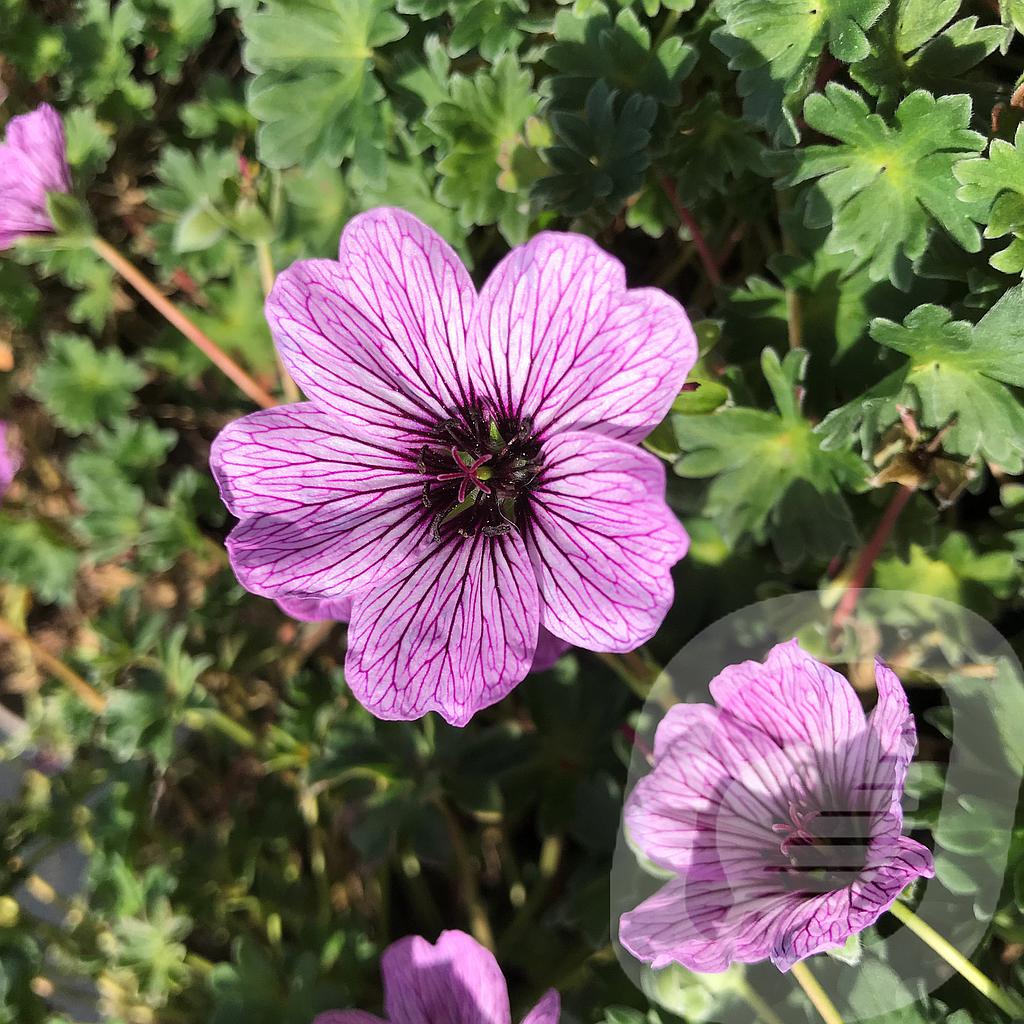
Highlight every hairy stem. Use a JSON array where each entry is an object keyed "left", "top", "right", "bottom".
[
  {"left": 791, "top": 961, "right": 845, "bottom": 1024},
  {"left": 91, "top": 236, "right": 277, "bottom": 409},
  {"left": 832, "top": 484, "right": 914, "bottom": 631},
  {"left": 659, "top": 174, "right": 723, "bottom": 288},
  {"left": 889, "top": 900, "right": 1024, "bottom": 1018}
]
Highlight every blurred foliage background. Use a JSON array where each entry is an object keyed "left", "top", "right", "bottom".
[{"left": 2, "top": 0, "right": 1024, "bottom": 1021}]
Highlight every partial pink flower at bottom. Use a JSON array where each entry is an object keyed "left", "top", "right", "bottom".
[
  {"left": 0, "top": 422, "right": 20, "bottom": 498},
  {"left": 619, "top": 639, "right": 934, "bottom": 973},
  {"left": 0, "top": 104, "right": 71, "bottom": 249},
  {"left": 313, "top": 930, "right": 559, "bottom": 1024},
  {"left": 211, "top": 206, "right": 696, "bottom": 725}
]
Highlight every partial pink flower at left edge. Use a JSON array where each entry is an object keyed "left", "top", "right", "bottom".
[
  {"left": 0, "top": 422, "right": 19, "bottom": 498},
  {"left": 314, "top": 930, "right": 559, "bottom": 1024},
  {"left": 0, "top": 104, "right": 71, "bottom": 250},
  {"left": 211, "top": 207, "right": 697, "bottom": 725},
  {"left": 619, "top": 639, "right": 935, "bottom": 973}
]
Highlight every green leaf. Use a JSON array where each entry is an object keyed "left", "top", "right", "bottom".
[
  {"left": 712, "top": 0, "right": 888, "bottom": 145},
  {"left": 662, "top": 94, "right": 767, "bottom": 200},
  {"left": 954, "top": 122, "right": 1024, "bottom": 275},
  {"left": 172, "top": 204, "right": 227, "bottom": 253},
  {"left": 535, "top": 81, "right": 657, "bottom": 218},
  {"left": 46, "top": 193, "right": 94, "bottom": 238},
  {"left": 819, "top": 288, "right": 1024, "bottom": 471},
  {"left": 545, "top": 4, "right": 695, "bottom": 110},
  {"left": 148, "top": 146, "right": 241, "bottom": 282},
  {"left": 875, "top": 532, "right": 1019, "bottom": 616},
  {"left": 135, "top": 0, "right": 217, "bottom": 82},
  {"left": 68, "top": 451, "right": 145, "bottom": 560},
  {"left": 0, "top": 514, "right": 79, "bottom": 605},
  {"left": 14, "top": 240, "right": 116, "bottom": 329},
  {"left": 180, "top": 74, "right": 258, "bottom": 142},
  {"left": 0, "top": 0, "right": 65, "bottom": 80},
  {"left": 426, "top": 53, "right": 541, "bottom": 243},
  {"left": 78, "top": 419, "right": 179, "bottom": 484},
  {"left": 62, "top": 105, "right": 115, "bottom": 180},
  {"left": 778, "top": 85, "right": 985, "bottom": 289},
  {"left": 1001, "top": 0, "right": 1024, "bottom": 40},
  {"left": 30, "top": 333, "right": 146, "bottom": 435},
  {"left": 243, "top": 0, "right": 408, "bottom": 170},
  {"left": 851, "top": 1, "right": 1005, "bottom": 105},
  {"left": 62, "top": 0, "right": 155, "bottom": 116},
  {"left": 672, "top": 347, "right": 866, "bottom": 562},
  {"left": 399, "top": 0, "right": 529, "bottom": 60}
]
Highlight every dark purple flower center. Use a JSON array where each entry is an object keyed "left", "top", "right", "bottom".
[{"left": 417, "top": 402, "right": 542, "bottom": 542}]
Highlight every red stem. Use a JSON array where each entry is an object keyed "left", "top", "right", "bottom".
[
  {"left": 832, "top": 485, "right": 914, "bottom": 632},
  {"left": 92, "top": 237, "right": 277, "bottom": 409},
  {"left": 658, "top": 174, "right": 723, "bottom": 288}
]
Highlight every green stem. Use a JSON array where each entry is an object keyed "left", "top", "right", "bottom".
[
  {"left": 182, "top": 707, "right": 257, "bottom": 748},
  {"left": 737, "top": 979, "right": 789, "bottom": 1024},
  {"left": 436, "top": 798, "right": 495, "bottom": 951},
  {"left": 791, "top": 961, "right": 844, "bottom": 1024},
  {"left": 597, "top": 651, "right": 656, "bottom": 699},
  {"left": 499, "top": 833, "right": 563, "bottom": 951},
  {"left": 889, "top": 900, "right": 1024, "bottom": 1018},
  {"left": 254, "top": 236, "right": 300, "bottom": 403},
  {"left": 653, "top": 8, "right": 682, "bottom": 47}
]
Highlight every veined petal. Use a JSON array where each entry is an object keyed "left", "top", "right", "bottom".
[
  {"left": 346, "top": 533, "right": 540, "bottom": 726},
  {"left": 626, "top": 704, "right": 819, "bottom": 877},
  {"left": 525, "top": 432, "right": 688, "bottom": 652},
  {"left": 520, "top": 990, "right": 559, "bottom": 1024},
  {"left": 530, "top": 627, "right": 571, "bottom": 673},
  {"left": 770, "top": 835, "right": 934, "bottom": 971},
  {"left": 4, "top": 104, "right": 71, "bottom": 194},
  {"left": 468, "top": 232, "right": 696, "bottom": 442},
  {"left": 210, "top": 404, "right": 425, "bottom": 600},
  {"left": 860, "top": 660, "right": 919, "bottom": 819},
  {"left": 619, "top": 875, "right": 803, "bottom": 973},
  {"left": 211, "top": 404, "right": 418, "bottom": 519},
  {"left": 276, "top": 593, "right": 353, "bottom": 622},
  {"left": 0, "top": 104, "right": 69, "bottom": 247},
  {"left": 224, "top": 499, "right": 424, "bottom": 600},
  {"left": 266, "top": 208, "right": 476, "bottom": 441},
  {"left": 708, "top": 640, "right": 869, "bottom": 793},
  {"left": 382, "top": 931, "right": 512, "bottom": 1024}
]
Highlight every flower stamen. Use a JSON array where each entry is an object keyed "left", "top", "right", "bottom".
[
  {"left": 435, "top": 447, "right": 494, "bottom": 503},
  {"left": 772, "top": 801, "right": 821, "bottom": 857}
]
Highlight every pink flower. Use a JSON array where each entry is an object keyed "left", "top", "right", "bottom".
[
  {"left": 619, "top": 639, "right": 934, "bottom": 972},
  {"left": 315, "top": 930, "right": 558, "bottom": 1024},
  {"left": 211, "top": 207, "right": 696, "bottom": 724},
  {"left": 0, "top": 104, "right": 71, "bottom": 249},
  {"left": 0, "top": 422, "right": 19, "bottom": 498}
]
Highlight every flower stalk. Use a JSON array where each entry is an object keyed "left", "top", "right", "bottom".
[
  {"left": 0, "top": 615, "right": 106, "bottom": 713},
  {"left": 90, "top": 236, "right": 277, "bottom": 410},
  {"left": 254, "top": 235, "right": 300, "bottom": 403},
  {"left": 659, "top": 173, "right": 723, "bottom": 288},
  {"left": 889, "top": 900, "right": 1024, "bottom": 1018},
  {"left": 791, "top": 962, "right": 845, "bottom": 1024},
  {"left": 832, "top": 483, "right": 914, "bottom": 631}
]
